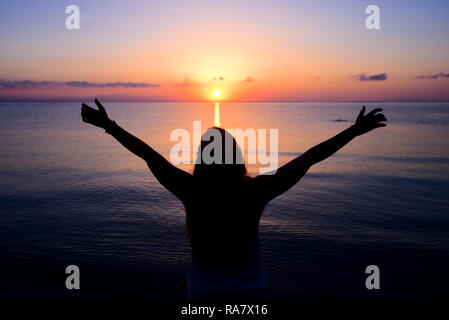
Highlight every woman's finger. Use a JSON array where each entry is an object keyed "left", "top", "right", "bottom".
[
  {"left": 82, "top": 103, "right": 95, "bottom": 112},
  {"left": 366, "top": 108, "right": 383, "bottom": 117},
  {"left": 357, "top": 106, "right": 366, "bottom": 121},
  {"left": 374, "top": 113, "right": 387, "bottom": 122},
  {"left": 95, "top": 98, "right": 106, "bottom": 113}
]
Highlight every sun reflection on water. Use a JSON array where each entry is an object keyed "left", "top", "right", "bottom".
[{"left": 214, "top": 102, "right": 220, "bottom": 127}]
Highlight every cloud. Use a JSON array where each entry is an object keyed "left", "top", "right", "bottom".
[
  {"left": 0, "top": 79, "right": 161, "bottom": 89},
  {"left": 243, "top": 76, "right": 256, "bottom": 82},
  {"left": 0, "top": 79, "right": 59, "bottom": 89},
  {"left": 171, "top": 83, "right": 191, "bottom": 87},
  {"left": 65, "top": 81, "right": 160, "bottom": 88},
  {"left": 357, "top": 73, "right": 387, "bottom": 81},
  {"left": 415, "top": 72, "right": 449, "bottom": 80},
  {"left": 171, "top": 78, "right": 196, "bottom": 87}
]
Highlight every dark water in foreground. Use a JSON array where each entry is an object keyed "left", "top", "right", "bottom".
[{"left": 0, "top": 102, "right": 448, "bottom": 300}]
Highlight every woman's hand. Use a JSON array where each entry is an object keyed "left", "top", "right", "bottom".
[
  {"left": 81, "top": 98, "right": 111, "bottom": 129},
  {"left": 353, "top": 106, "right": 387, "bottom": 136}
]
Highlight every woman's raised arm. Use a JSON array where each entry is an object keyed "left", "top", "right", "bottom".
[
  {"left": 253, "top": 106, "right": 387, "bottom": 203},
  {"left": 81, "top": 99, "right": 193, "bottom": 201}
]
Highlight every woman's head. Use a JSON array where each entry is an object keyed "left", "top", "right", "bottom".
[{"left": 193, "top": 127, "right": 247, "bottom": 180}]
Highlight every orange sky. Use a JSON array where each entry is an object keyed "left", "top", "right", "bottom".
[{"left": 1, "top": 0, "right": 448, "bottom": 102}]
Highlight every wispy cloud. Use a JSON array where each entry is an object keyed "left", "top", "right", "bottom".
[
  {"left": 0, "top": 79, "right": 59, "bottom": 89},
  {"left": 65, "top": 81, "right": 160, "bottom": 88},
  {"left": 415, "top": 72, "right": 449, "bottom": 80},
  {"left": 171, "top": 83, "right": 192, "bottom": 87},
  {"left": 0, "top": 79, "right": 161, "bottom": 89},
  {"left": 243, "top": 76, "right": 256, "bottom": 82},
  {"left": 171, "top": 77, "right": 196, "bottom": 87},
  {"left": 357, "top": 73, "right": 387, "bottom": 81}
]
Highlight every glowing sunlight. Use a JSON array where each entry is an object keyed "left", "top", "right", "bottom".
[{"left": 213, "top": 89, "right": 221, "bottom": 99}]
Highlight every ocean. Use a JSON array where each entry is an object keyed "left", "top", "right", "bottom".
[{"left": 1, "top": 102, "right": 448, "bottom": 299}]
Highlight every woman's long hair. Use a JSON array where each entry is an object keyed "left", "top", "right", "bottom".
[
  {"left": 187, "top": 127, "right": 247, "bottom": 242},
  {"left": 193, "top": 127, "right": 247, "bottom": 180}
]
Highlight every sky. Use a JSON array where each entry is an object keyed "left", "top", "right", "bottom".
[{"left": 0, "top": 0, "right": 448, "bottom": 102}]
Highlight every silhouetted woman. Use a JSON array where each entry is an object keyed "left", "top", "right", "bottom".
[{"left": 81, "top": 99, "right": 387, "bottom": 300}]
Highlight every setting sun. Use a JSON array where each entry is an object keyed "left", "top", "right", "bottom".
[{"left": 213, "top": 89, "right": 221, "bottom": 99}]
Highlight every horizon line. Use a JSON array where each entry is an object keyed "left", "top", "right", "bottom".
[{"left": 1, "top": 98, "right": 449, "bottom": 104}]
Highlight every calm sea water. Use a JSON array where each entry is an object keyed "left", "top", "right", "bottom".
[{"left": 1, "top": 102, "right": 448, "bottom": 300}]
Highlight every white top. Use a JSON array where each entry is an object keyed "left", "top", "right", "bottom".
[{"left": 187, "top": 232, "right": 267, "bottom": 292}]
